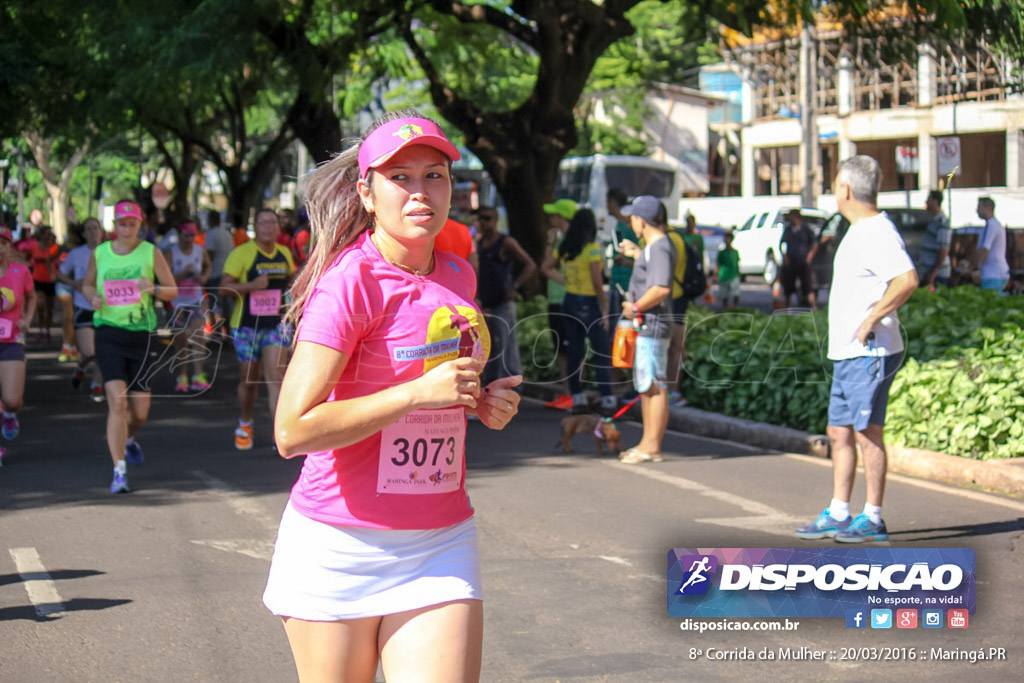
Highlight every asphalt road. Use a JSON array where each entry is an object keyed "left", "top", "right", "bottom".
[{"left": 1, "top": 340, "right": 1021, "bottom": 682}]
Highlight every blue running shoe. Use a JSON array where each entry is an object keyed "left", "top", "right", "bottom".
[
  {"left": 795, "top": 509, "right": 852, "bottom": 540},
  {"left": 125, "top": 440, "right": 144, "bottom": 465},
  {"left": 834, "top": 514, "right": 889, "bottom": 543},
  {"left": 1, "top": 412, "right": 19, "bottom": 440},
  {"left": 110, "top": 470, "right": 130, "bottom": 494}
]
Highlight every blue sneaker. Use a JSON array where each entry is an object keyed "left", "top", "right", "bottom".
[
  {"left": 1, "top": 412, "right": 19, "bottom": 440},
  {"left": 110, "top": 470, "right": 130, "bottom": 494},
  {"left": 124, "top": 440, "right": 144, "bottom": 465},
  {"left": 795, "top": 509, "right": 852, "bottom": 540},
  {"left": 834, "top": 514, "right": 889, "bottom": 543}
]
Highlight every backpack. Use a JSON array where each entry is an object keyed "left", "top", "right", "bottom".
[{"left": 679, "top": 240, "right": 706, "bottom": 300}]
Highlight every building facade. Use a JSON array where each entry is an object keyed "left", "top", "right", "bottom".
[{"left": 711, "top": 30, "right": 1022, "bottom": 199}]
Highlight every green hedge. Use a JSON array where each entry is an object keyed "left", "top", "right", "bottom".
[
  {"left": 517, "top": 288, "right": 1023, "bottom": 459},
  {"left": 681, "top": 307, "right": 832, "bottom": 433},
  {"left": 887, "top": 287, "right": 1024, "bottom": 459}
]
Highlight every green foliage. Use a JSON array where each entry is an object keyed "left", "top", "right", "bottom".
[
  {"left": 412, "top": 8, "right": 538, "bottom": 113},
  {"left": 677, "top": 287, "right": 1024, "bottom": 459},
  {"left": 681, "top": 307, "right": 832, "bottom": 433},
  {"left": 573, "top": 0, "right": 725, "bottom": 156},
  {"left": 886, "top": 287, "right": 1024, "bottom": 459},
  {"left": 516, "top": 296, "right": 560, "bottom": 385}
]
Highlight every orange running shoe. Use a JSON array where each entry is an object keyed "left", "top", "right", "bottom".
[
  {"left": 545, "top": 394, "right": 573, "bottom": 410},
  {"left": 234, "top": 423, "right": 253, "bottom": 450}
]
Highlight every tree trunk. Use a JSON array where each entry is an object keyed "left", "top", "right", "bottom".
[
  {"left": 470, "top": 129, "right": 567, "bottom": 265},
  {"left": 287, "top": 91, "right": 343, "bottom": 164},
  {"left": 407, "top": 1, "right": 636, "bottom": 264},
  {"left": 23, "top": 131, "right": 89, "bottom": 242}
]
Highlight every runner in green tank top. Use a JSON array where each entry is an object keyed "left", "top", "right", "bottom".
[{"left": 82, "top": 201, "right": 178, "bottom": 493}]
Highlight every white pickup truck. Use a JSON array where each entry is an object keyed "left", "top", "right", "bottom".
[{"left": 731, "top": 207, "right": 828, "bottom": 282}]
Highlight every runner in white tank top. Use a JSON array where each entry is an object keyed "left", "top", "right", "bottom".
[{"left": 163, "top": 222, "right": 212, "bottom": 392}]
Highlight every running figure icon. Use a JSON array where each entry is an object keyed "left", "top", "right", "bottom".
[{"left": 679, "top": 556, "right": 712, "bottom": 593}]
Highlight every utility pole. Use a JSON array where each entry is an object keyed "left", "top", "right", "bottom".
[
  {"left": 16, "top": 147, "right": 25, "bottom": 231},
  {"left": 799, "top": 21, "right": 820, "bottom": 208}
]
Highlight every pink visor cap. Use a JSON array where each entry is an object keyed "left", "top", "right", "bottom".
[
  {"left": 114, "top": 201, "right": 143, "bottom": 221},
  {"left": 357, "top": 118, "right": 460, "bottom": 179},
  {"left": 179, "top": 221, "right": 199, "bottom": 235}
]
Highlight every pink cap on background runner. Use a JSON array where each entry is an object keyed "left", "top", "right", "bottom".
[
  {"left": 0, "top": 226, "right": 11, "bottom": 242},
  {"left": 358, "top": 117, "right": 460, "bottom": 179},
  {"left": 179, "top": 221, "right": 199, "bottom": 235},
  {"left": 114, "top": 201, "right": 143, "bottom": 221}
]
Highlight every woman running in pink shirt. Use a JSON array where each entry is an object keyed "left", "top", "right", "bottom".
[{"left": 264, "top": 110, "right": 522, "bottom": 682}]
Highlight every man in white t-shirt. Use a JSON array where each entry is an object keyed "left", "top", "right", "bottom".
[
  {"left": 973, "top": 197, "right": 1009, "bottom": 292},
  {"left": 796, "top": 155, "right": 918, "bottom": 544}
]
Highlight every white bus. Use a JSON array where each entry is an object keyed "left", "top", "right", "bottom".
[{"left": 554, "top": 154, "right": 680, "bottom": 241}]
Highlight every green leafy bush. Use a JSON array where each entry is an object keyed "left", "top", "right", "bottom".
[
  {"left": 516, "top": 296, "right": 560, "bottom": 384},
  {"left": 681, "top": 287, "right": 1023, "bottom": 459},
  {"left": 518, "top": 287, "right": 1023, "bottom": 459},
  {"left": 886, "top": 287, "right": 1024, "bottom": 459},
  {"left": 681, "top": 307, "right": 832, "bottom": 433}
]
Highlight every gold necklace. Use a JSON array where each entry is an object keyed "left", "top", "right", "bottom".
[{"left": 372, "top": 231, "right": 433, "bottom": 276}]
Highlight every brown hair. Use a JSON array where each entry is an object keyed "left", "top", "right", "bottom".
[{"left": 285, "top": 108, "right": 447, "bottom": 329}]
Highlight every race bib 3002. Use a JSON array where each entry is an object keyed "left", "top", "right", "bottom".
[{"left": 249, "top": 289, "right": 282, "bottom": 316}]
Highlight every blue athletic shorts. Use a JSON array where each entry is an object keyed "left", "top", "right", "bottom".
[
  {"left": 634, "top": 335, "right": 669, "bottom": 394},
  {"left": 233, "top": 324, "right": 292, "bottom": 363},
  {"left": 828, "top": 352, "right": 903, "bottom": 431}
]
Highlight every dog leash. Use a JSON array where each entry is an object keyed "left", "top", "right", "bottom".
[
  {"left": 593, "top": 395, "right": 643, "bottom": 440},
  {"left": 609, "top": 394, "right": 641, "bottom": 420}
]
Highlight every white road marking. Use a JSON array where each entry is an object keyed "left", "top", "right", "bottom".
[
  {"left": 191, "top": 470, "right": 281, "bottom": 531},
  {"left": 785, "top": 453, "right": 1024, "bottom": 513},
  {"left": 597, "top": 555, "right": 633, "bottom": 567},
  {"left": 9, "top": 548, "right": 64, "bottom": 617},
  {"left": 604, "top": 461, "right": 808, "bottom": 537},
  {"left": 190, "top": 539, "right": 275, "bottom": 561},
  {"left": 190, "top": 470, "right": 281, "bottom": 562}
]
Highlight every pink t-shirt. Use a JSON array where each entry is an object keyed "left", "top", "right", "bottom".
[
  {"left": 289, "top": 230, "right": 490, "bottom": 530},
  {"left": 0, "top": 261, "right": 33, "bottom": 343}
]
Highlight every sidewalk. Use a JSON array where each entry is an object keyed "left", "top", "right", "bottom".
[{"left": 526, "top": 385, "right": 1024, "bottom": 498}]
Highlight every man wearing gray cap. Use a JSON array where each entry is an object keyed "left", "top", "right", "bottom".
[{"left": 617, "top": 195, "right": 676, "bottom": 464}]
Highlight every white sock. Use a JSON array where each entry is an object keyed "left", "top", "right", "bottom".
[
  {"left": 126, "top": 437, "right": 136, "bottom": 446},
  {"left": 239, "top": 419, "right": 252, "bottom": 427},
  {"left": 863, "top": 503, "right": 882, "bottom": 524},
  {"left": 600, "top": 395, "right": 617, "bottom": 408},
  {"left": 572, "top": 393, "right": 587, "bottom": 406},
  {"left": 829, "top": 498, "right": 850, "bottom": 521},
  {"left": 2, "top": 410, "right": 14, "bottom": 419},
  {"left": 115, "top": 461, "right": 127, "bottom": 475}
]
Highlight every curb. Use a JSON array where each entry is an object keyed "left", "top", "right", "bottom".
[
  {"left": 885, "top": 446, "right": 1024, "bottom": 498},
  {"left": 522, "top": 384, "right": 1024, "bottom": 498}
]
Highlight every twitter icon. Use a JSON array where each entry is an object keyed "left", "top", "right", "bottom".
[{"left": 870, "top": 609, "right": 892, "bottom": 629}]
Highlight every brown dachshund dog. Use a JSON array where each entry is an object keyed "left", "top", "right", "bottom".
[{"left": 559, "top": 414, "right": 621, "bottom": 455}]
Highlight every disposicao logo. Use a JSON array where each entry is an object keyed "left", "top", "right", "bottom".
[
  {"left": 675, "top": 555, "right": 718, "bottom": 595},
  {"left": 667, "top": 548, "right": 976, "bottom": 619}
]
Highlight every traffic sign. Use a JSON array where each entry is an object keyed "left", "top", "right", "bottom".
[{"left": 937, "top": 136, "right": 961, "bottom": 176}]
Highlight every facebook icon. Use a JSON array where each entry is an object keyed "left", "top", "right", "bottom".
[{"left": 845, "top": 609, "right": 866, "bottom": 629}]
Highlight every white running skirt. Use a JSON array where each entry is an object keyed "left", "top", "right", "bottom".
[{"left": 263, "top": 503, "right": 482, "bottom": 621}]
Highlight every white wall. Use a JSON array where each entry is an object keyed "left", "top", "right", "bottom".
[{"left": 680, "top": 186, "right": 1024, "bottom": 229}]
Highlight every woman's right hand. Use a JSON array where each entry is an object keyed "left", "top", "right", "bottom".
[{"left": 413, "top": 357, "right": 482, "bottom": 410}]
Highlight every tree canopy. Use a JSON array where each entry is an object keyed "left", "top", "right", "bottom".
[{"left": 3, "top": 0, "right": 1023, "bottom": 249}]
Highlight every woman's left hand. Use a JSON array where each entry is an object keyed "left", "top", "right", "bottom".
[{"left": 473, "top": 375, "right": 523, "bottom": 430}]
